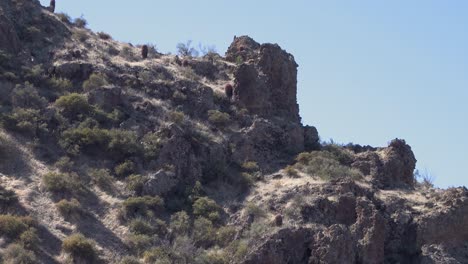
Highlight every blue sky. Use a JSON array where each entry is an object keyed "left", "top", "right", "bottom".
[{"left": 40, "top": 0, "right": 468, "bottom": 188}]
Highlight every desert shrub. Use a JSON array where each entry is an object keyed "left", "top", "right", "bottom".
[
  {"left": 126, "top": 234, "right": 152, "bottom": 256},
  {"left": 73, "top": 29, "right": 89, "bottom": 42},
  {"left": 244, "top": 202, "right": 266, "bottom": 219},
  {"left": 11, "top": 82, "right": 46, "bottom": 109},
  {"left": 195, "top": 250, "right": 228, "bottom": 264},
  {"left": 54, "top": 156, "right": 74, "bottom": 172},
  {"left": 74, "top": 17, "right": 87, "bottom": 28},
  {"left": 82, "top": 73, "right": 109, "bottom": 91},
  {"left": 242, "top": 161, "right": 259, "bottom": 172},
  {"left": 284, "top": 165, "right": 298, "bottom": 177},
  {"left": 121, "top": 46, "right": 136, "bottom": 61},
  {"left": 23, "top": 65, "right": 44, "bottom": 84},
  {"left": 120, "top": 256, "right": 141, "bottom": 264},
  {"left": 3, "top": 108, "right": 47, "bottom": 136},
  {"left": 240, "top": 172, "right": 255, "bottom": 186},
  {"left": 129, "top": 218, "right": 155, "bottom": 236},
  {"left": 56, "top": 199, "right": 83, "bottom": 219},
  {"left": 97, "top": 31, "right": 112, "bottom": 40},
  {"left": 143, "top": 247, "right": 171, "bottom": 264},
  {"left": 170, "top": 211, "right": 190, "bottom": 235},
  {"left": 2, "top": 243, "right": 37, "bottom": 264},
  {"left": 179, "top": 66, "right": 200, "bottom": 81},
  {"left": 47, "top": 77, "right": 72, "bottom": 91},
  {"left": 122, "top": 196, "right": 164, "bottom": 218},
  {"left": 56, "top": 12, "right": 71, "bottom": 24},
  {"left": 295, "top": 151, "right": 362, "bottom": 180},
  {"left": 169, "top": 111, "right": 185, "bottom": 124},
  {"left": 2, "top": 71, "right": 17, "bottom": 81},
  {"left": 0, "top": 187, "right": 18, "bottom": 210},
  {"left": 62, "top": 233, "right": 97, "bottom": 263},
  {"left": 284, "top": 195, "right": 306, "bottom": 220},
  {"left": 192, "top": 197, "right": 221, "bottom": 223},
  {"left": 176, "top": 41, "right": 199, "bottom": 57},
  {"left": 60, "top": 128, "right": 141, "bottom": 158},
  {"left": 207, "top": 110, "right": 230, "bottom": 127},
  {"left": 172, "top": 91, "right": 187, "bottom": 102},
  {"left": 60, "top": 127, "right": 108, "bottom": 154},
  {"left": 107, "top": 130, "right": 140, "bottom": 159},
  {"left": 322, "top": 144, "right": 354, "bottom": 165},
  {"left": 126, "top": 174, "right": 147, "bottom": 195},
  {"left": 0, "top": 215, "right": 34, "bottom": 239},
  {"left": 141, "top": 132, "right": 162, "bottom": 160},
  {"left": 216, "top": 226, "right": 236, "bottom": 247},
  {"left": 192, "top": 217, "right": 215, "bottom": 247},
  {"left": 114, "top": 160, "right": 135, "bottom": 178},
  {"left": 55, "top": 93, "right": 92, "bottom": 118},
  {"left": 42, "top": 172, "right": 81, "bottom": 194},
  {"left": 247, "top": 221, "right": 269, "bottom": 240},
  {"left": 89, "top": 168, "right": 113, "bottom": 189},
  {"left": 414, "top": 169, "right": 435, "bottom": 188},
  {"left": 19, "top": 227, "right": 39, "bottom": 250}
]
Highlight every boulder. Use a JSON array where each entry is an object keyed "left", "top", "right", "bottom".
[
  {"left": 142, "top": 169, "right": 178, "bottom": 197},
  {"left": 88, "top": 86, "right": 123, "bottom": 112},
  {"left": 53, "top": 62, "right": 93, "bottom": 81}
]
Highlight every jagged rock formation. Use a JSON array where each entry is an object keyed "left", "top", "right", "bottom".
[{"left": 0, "top": 0, "right": 466, "bottom": 263}]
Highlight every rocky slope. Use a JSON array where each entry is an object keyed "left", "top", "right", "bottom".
[{"left": 0, "top": 0, "right": 467, "bottom": 263}]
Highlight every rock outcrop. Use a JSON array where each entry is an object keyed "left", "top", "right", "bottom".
[{"left": 227, "top": 36, "right": 300, "bottom": 123}]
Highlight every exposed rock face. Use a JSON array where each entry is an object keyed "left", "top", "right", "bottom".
[
  {"left": 53, "top": 62, "right": 93, "bottom": 81},
  {"left": 231, "top": 118, "right": 304, "bottom": 168},
  {"left": 88, "top": 86, "right": 123, "bottom": 112},
  {"left": 352, "top": 139, "right": 417, "bottom": 189},
  {"left": 227, "top": 36, "right": 300, "bottom": 123}
]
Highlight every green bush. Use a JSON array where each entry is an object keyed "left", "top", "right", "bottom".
[
  {"left": 193, "top": 197, "right": 222, "bottom": 223},
  {"left": 48, "top": 77, "right": 73, "bottom": 91},
  {"left": 295, "top": 151, "right": 362, "bottom": 180},
  {"left": 56, "top": 199, "right": 83, "bottom": 219},
  {"left": 207, "top": 110, "right": 230, "bottom": 127},
  {"left": 284, "top": 165, "right": 298, "bottom": 177},
  {"left": 192, "top": 217, "right": 215, "bottom": 247},
  {"left": 3, "top": 108, "right": 47, "bottom": 136},
  {"left": 55, "top": 93, "right": 92, "bottom": 118},
  {"left": 56, "top": 12, "right": 72, "bottom": 24},
  {"left": 0, "top": 215, "right": 35, "bottom": 239},
  {"left": 115, "top": 160, "right": 135, "bottom": 178},
  {"left": 3, "top": 243, "right": 37, "bottom": 264},
  {"left": 107, "top": 130, "right": 140, "bottom": 159},
  {"left": 216, "top": 226, "right": 236, "bottom": 247},
  {"left": 120, "top": 256, "right": 141, "bottom": 264},
  {"left": 11, "top": 82, "right": 46, "bottom": 109},
  {"left": 82, "top": 73, "right": 109, "bottom": 90},
  {"left": 244, "top": 202, "right": 266, "bottom": 219},
  {"left": 170, "top": 211, "right": 190, "bottom": 235},
  {"left": 89, "top": 168, "right": 113, "bottom": 190},
  {"left": 62, "top": 233, "right": 97, "bottom": 263},
  {"left": 54, "top": 156, "right": 74, "bottom": 172},
  {"left": 141, "top": 132, "right": 162, "bottom": 160},
  {"left": 169, "top": 111, "right": 185, "bottom": 124},
  {"left": 195, "top": 250, "right": 228, "bottom": 264},
  {"left": 0, "top": 187, "right": 18, "bottom": 209},
  {"left": 126, "top": 174, "right": 147, "bottom": 195},
  {"left": 129, "top": 219, "right": 155, "bottom": 236},
  {"left": 74, "top": 17, "right": 88, "bottom": 28},
  {"left": 242, "top": 161, "right": 259, "bottom": 172},
  {"left": 42, "top": 172, "right": 81, "bottom": 194},
  {"left": 126, "top": 234, "right": 152, "bottom": 256},
  {"left": 97, "top": 32, "right": 112, "bottom": 40},
  {"left": 19, "top": 227, "right": 39, "bottom": 250},
  {"left": 143, "top": 247, "right": 171, "bottom": 264},
  {"left": 122, "top": 196, "right": 164, "bottom": 218},
  {"left": 60, "top": 128, "right": 141, "bottom": 158}
]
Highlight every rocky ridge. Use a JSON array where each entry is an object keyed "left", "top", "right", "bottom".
[{"left": 0, "top": 0, "right": 466, "bottom": 263}]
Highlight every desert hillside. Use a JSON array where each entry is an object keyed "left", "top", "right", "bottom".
[{"left": 0, "top": 0, "right": 467, "bottom": 263}]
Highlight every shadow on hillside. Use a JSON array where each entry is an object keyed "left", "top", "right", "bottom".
[
  {"left": 0, "top": 135, "right": 33, "bottom": 180},
  {"left": 36, "top": 225, "right": 62, "bottom": 264}
]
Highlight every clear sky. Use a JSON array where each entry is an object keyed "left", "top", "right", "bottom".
[{"left": 39, "top": 0, "right": 468, "bottom": 188}]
